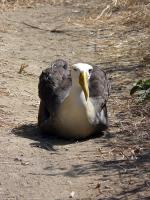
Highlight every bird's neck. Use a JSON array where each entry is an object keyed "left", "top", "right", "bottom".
[
  {"left": 69, "top": 86, "right": 96, "bottom": 123},
  {"left": 70, "top": 86, "right": 86, "bottom": 104}
]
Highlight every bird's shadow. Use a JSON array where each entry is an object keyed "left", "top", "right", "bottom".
[
  {"left": 11, "top": 123, "right": 104, "bottom": 152},
  {"left": 11, "top": 123, "right": 73, "bottom": 152}
]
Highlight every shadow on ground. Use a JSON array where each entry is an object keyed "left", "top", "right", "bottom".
[
  {"left": 63, "top": 151, "right": 150, "bottom": 177},
  {"left": 11, "top": 123, "right": 73, "bottom": 151},
  {"left": 11, "top": 123, "right": 104, "bottom": 151},
  {"left": 11, "top": 124, "right": 150, "bottom": 199}
]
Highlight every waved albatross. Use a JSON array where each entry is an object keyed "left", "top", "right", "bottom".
[{"left": 38, "top": 59, "right": 110, "bottom": 139}]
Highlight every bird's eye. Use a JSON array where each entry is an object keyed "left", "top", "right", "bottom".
[
  {"left": 89, "top": 69, "right": 93, "bottom": 73},
  {"left": 73, "top": 68, "right": 78, "bottom": 71}
]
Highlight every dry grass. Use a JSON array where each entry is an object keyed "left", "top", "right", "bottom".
[
  {"left": 0, "top": 0, "right": 67, "bottom": 10},
  {"left": 72, "top": 0, "right": 150, "bottom": 28},
  {"left": 1, "top": 0, "right": 150, "bottom": 27},
  {"left": 112, "top": 0, "right": 149, "bottom": 7},
  {"left": 66, "top": 0, "right": 150, "bottom": 67}
]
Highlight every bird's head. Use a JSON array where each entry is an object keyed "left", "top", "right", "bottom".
[{"left": 71, "top": 63, "right": 93, "bottom": 101}]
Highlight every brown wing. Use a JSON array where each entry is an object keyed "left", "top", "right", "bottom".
[
  {"left": 89, "top": 66, "right": 110, "bottom": 127},
  {"left": 38, "top": 59, "right": 71, "bottom": 133}
]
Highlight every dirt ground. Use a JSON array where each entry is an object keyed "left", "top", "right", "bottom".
[{"left": 0, "top": 1, "right": 150, "bottom": 200}]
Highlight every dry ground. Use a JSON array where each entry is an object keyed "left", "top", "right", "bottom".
[{"left": 0, "top": 0, "right": 150, "bottom": 199}]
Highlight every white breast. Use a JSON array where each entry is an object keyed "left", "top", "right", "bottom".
[{"left": 56, "top": 91, "right": 95, "bottom": 139}]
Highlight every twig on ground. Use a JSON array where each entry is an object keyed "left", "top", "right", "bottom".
[{"left": 23, "top": 22, "right": 65, "bottom": 33}]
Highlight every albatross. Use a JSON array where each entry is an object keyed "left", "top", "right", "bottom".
[{"left": 38, "top": 59, "right": 110, "bottom": 139}]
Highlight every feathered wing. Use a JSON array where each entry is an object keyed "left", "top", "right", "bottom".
[
  {"left": 89, "top": 66, "right": 110, "bottom": 129},
  {"left": 38, "top": 59, "right": 71, "bottom": 133}
]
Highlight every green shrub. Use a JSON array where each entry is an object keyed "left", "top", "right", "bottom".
[{"left": 130, "top": 79, "right": 150, "bottom": 101}]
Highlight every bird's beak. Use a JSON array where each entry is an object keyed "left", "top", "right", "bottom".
[{"left": 79, "top": 72, "right": 89, "bottom": 101}]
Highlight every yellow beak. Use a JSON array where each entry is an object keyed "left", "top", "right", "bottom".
[{"left": 79, "top": 72, "right": 89, "bottom": 101}]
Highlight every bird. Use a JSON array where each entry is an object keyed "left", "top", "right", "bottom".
[{"left": 38, "top": 59, "right": 110, "bottom": 139}]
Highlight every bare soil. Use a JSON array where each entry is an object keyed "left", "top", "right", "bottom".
[{"left": 0, "top": 1, "right": 149, "bottom": 200}]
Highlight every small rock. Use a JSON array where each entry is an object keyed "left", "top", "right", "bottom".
[
  {"left": 14, "top": 158, "right": 22, "bottom": 162},
  {"left": 21, "top": 162, "right": 30, "bottom": 166},
  {"left": 69, "top": 191, "right": 75, "bottom": 198},
  {"left": 95, "top": 182, "right": 101, "bottom": 189}
]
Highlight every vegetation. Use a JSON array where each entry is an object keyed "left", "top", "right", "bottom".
[{"left": 130, "top": 79, "right": 150, "bottom": 101}]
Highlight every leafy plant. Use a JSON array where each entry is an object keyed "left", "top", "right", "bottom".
[{"left": 130, "top": 79, "right": 150, "bottom": 101}]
